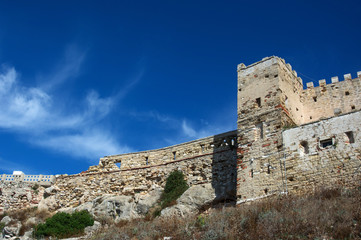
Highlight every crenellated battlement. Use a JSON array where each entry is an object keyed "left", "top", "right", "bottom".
[{"left": 304, "top": 71, "right": 361, "bottom": 89}]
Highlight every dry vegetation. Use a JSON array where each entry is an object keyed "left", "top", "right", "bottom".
[
  {"left": 0, "top": 207, "right": 52, "bottom": 236},
  {"left": 91, "top": 186, "right": 361, "bottom": 240}
]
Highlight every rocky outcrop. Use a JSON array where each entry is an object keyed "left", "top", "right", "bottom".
[
  {"left": 161, "top": 183, "right": 216, "bottom": 217},
  {"left": 58, "top": 187, "right": 162, "bottom": 222}
]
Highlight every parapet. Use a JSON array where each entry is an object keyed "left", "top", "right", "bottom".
[
  {"left": 93, "top": 130, "right": 238, "bottom": 172},
  {"left": 304, "top": 71, "right": 361, "bottom": 89}
]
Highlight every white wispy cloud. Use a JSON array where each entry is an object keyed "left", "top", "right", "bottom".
[
  {"left": 0, "top": 61, "right": 133, "bottom": 162},
  {"left": 33, "top": 130, "right": 131, "bottom": 160},
  {"left": 38, "top": 45, "right": 86, "bottom": 91}
]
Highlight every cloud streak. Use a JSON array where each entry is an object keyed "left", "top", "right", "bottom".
[{"left": 0, "top": 63, "right": 132, "bottom": 162}]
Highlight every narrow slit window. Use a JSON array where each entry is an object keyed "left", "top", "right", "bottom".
[
  {"left": 256, "top": 97, "right": 261, "bottom": 107},
  {"left": 351, "top": 105, "right": 355, "bottom": 110},
  {"left": 313, "top": 96, "right": 317, "bottom": 102},
  {"left": 173, "top": 151, "right": 176, "bottom": 160},
  {"left": 145, "top": 157, "right": 149, "bottom": 165},
  {"left": 345, "top": 131, "right": 355, "bottom": 144}
]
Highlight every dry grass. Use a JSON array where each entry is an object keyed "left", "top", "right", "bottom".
[
  {"left": 91, "top": 186, "right": 361, "bottom": 240},
  {"left": 3, "top": 207, "right": 52, "bottom": 236}
]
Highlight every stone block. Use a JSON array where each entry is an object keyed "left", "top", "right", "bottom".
[
  {"left": 344, "top": 73, "right": 351, "bottom": 80},
  {"left": 318, "top": 79, "right": 326, "bottom": 86},
  {"left": 357, "top": 71, "right": 361, "bottom": 78},
  {"left": 306, "top": 82, "right": 314, "bottom": 88},
  {"left": 331, "top": 76, "right": 339, "bottom": 83}
]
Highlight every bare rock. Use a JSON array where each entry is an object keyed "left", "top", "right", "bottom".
[
  {"left": 38, "top": 195, "right": 58, "bottom": 211},
  {"left": 0, "top": 216, "right": 12, "bottom": 225},
  {"left": 135, "top": 187, "right": 162, "bottom": 215},
  {"left": 161, "top": 183, "right": 216, "bottom": 217},
  {"left": 91, "top": 195, "right": 140, "bottom": 222}
]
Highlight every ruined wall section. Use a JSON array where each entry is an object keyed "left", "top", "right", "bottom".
[
  {"left": 0, "top": 182, "right": 45, "bottom": 213},
  {"left": 300, "top": 72, "right": 361, "bottom": 124},
  {"left": 91, "top": 131, "right": 237, "bottom": 172},
  {"left": 282, "top": 111, "right": 361, "bottom": 192},
  {"left": 53, "top": 131, "right": 238, "bottom": 209}
]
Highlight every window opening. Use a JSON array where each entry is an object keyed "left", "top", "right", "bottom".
[
  {"left": 256, "top": 98, "right": 261, "bottom": 107},
  {"left": 115, "top": 162, "right": 121, "bottom": 168},
  {"left": 173, "top": 151, "right": 176, "bottom": 160},
  {"left": 345, "top": 91, "right": 350, "bottom": 96},
  {"left": 300, "top": 141, "right": 309, "bottom": 155},
  {"left": 313, "top": 96, "right": 317, "bottom": 102},
  {"left": 351, "top": 105, "right": 355, "bottom": 110},
  {"left": 320, "top": 138, "right": 333, "bottom": 148},
  {"left": 345, "top": 131, "right": 355, "bottom": 144},
  {"left": 145, "top": 157, "right": 149, "bottom": 165}
]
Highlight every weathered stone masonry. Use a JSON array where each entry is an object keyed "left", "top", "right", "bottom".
[
  {"left": 54, "top": 131, "right": 238, "bottom": 208},
  {"left": 236, "top": 56, "right": 361, "bottom": 202},
  {"left": 49, "top": 56, "right": 361, "bottom": 207},
  {"left": 1, "top": 56, "right": 360, "bottom": 211}
]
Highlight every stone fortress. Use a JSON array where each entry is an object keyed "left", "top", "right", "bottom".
[{"left": 1, "top": 56, "right": 360, "bottom": 211}]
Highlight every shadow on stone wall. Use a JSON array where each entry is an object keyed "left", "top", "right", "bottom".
[{"left": 211, "top": 132, "right": 237, "bottom": 204}]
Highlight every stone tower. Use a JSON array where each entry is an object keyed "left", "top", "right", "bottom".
[{"left": 236, "top": 56, "right": 302, "bottom": 200}]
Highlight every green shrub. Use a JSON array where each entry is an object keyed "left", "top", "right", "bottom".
[
  {"left": 160, "top": 170, "right": 189, "bottom": 209},
  {"left": 34, "top": 210, "right": 94, "bottom": 239},
  {"left": 0, "top": 222, "right": 5, "bottom": 232}
]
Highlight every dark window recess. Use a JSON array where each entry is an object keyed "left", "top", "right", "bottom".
[
  {"left": 313, "top": 96, "right": 317, "bottom": 102},
  {"left": 296, "top": 108, "right": 299, "bottom": 111},
  {"left": 300, "top": 141, "right": 309, "bottom": 154},
  {"left": 238, "top": 88, "right": 242, "bottom": 92},
  {"left": 345, "top": 91, "right": 350, "bottom": 96},
  {"left": 251, "top": 169, "right": 254, "bottom": 178},
  {"left": 351, "top": 105, "right": 355, "bottom": 110},
  {"left": 310, "top": 116, "right": 312, "bottom": 120},
  {"left": 173, "top": 151, "right": 176, "bottom": 160},
  {"left": 274, "top": 74, "right": 278, "bottom": 78},
  {"left": 256, "top": 98, "right": 261, "bottom": 107},
  {"left": 267, "top": 165, "right": 271, "bottom": 174},
  {"left": 145, "top": 157, "right": 149, "bottom": 165},
  {"left": 345, "top": 131, "right": 355, "bottom": 144},
  {"left": 320, "top": 138, "right": 333, "bottom": 148},
  {"left": 265, "top": 74, "right": 269, "bottom": 78}
]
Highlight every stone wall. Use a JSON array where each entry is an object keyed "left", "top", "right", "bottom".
[
  {"left": 1, "top": 56, "right": 360, "bottom": 211},
  {"left": 53, "top": 131, "right": 238, "bottom": 209},
  {"left": 0, "top": 182, "right": 44, "bottom": 213},
  {"left": 236, "top": 56, "right": 361, "bottom": 202},
  {"left": 301, "top": 73, "right": 361, "bottom": 124}
]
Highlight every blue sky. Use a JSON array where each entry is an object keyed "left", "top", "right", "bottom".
[{"left": 0, "top": 1, "right": 360, "bottom": 175}]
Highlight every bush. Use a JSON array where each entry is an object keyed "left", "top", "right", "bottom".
[
  {"left": 34, "top": 210, "right": 94, "bottom": 239},
  {"left": 160, "top": 170, "right": 189, "bottom": 209}
]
